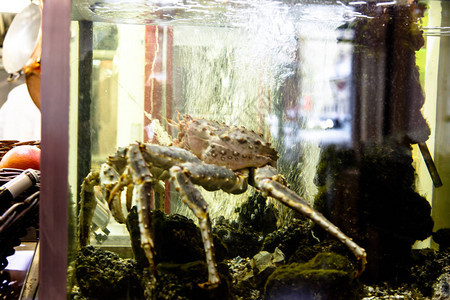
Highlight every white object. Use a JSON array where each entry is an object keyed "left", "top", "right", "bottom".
[
  {"left": 2, "top": 3, "right": 41, "bottom": 74},
  {"left": 0, "top": 84, "right": 41, "bottom": 140},
  {"left": 0, "top": 0, "right": 30, "bottom": 14}
]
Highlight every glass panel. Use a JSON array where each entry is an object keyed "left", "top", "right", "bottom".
[{"left": 68, "top": 1, "right": 449, "bottom": 299}]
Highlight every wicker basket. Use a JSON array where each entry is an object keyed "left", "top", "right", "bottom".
[{"left": 0, "top": 140, "right": 40, "bottom": 161}]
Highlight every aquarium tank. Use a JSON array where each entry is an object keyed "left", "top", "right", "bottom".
[{"left": 52, "top": 0, "right": 450, "bottom": 298}]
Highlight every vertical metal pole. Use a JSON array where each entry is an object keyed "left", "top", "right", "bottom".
[
  {"left": 40, "top": 0, "right": 71, "bottom": 298},
  {"left": 77, "top": 21, "right": 93, "bottom": 205},
  {"left": 144, "top": 25, "right": 174, "bottom": 213},
  {"left": 164, "top": 26, "right": 173, "bottom": 214}
]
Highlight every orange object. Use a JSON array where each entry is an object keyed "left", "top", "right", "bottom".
[{"left": 0, "top": 145, "right": 40, "bottom": 170}]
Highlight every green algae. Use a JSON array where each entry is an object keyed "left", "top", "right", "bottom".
[{"left": 264, "top": 252, "right": 362, "bottom": 300}]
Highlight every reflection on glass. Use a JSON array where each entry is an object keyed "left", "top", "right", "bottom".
[{"left": 67, "top": 1, "right": 449, "bottom": 299}]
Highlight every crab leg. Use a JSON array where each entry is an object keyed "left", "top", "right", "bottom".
[
  {"left": 127, "top": 144, "right": 157, "bottom": 272},
  {"left": 137, "top": 144, "right": 250, "bottom": 288},
  {"left": 101, "top": 163, "right": 129, "bottom": 223},
  {"left": 169, "top": 166, "right": 220, "bottom": 289},
  {"left": 79, "top": 170, "right": 100, "bottom": 247},
  {"left": 179, "top": 162, "right": 248, "bottom": 194},
  {"left": 167, "top": 162, "right": 249, "bottom": 288},
  {"left": 252, "top": 165, "right": 367, "bottom": 275}
]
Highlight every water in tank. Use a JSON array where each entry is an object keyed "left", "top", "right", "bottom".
[{"left": 67, "top": 0, "right": 450, "bottom": 299}]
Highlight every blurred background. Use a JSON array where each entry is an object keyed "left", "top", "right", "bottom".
[{"left": 0, "top": 0, "right": 30, "bottom": 107}]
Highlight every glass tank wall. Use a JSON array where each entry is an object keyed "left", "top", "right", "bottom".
[{"left": 65, "top": 0, "right": 449, "bottom": 299}]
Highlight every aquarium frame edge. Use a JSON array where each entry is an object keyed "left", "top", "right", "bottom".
[{"left": 39, "top": 0, "right": 71, "bottom": 298}]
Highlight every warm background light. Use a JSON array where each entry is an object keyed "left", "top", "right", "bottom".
[{"left": 0, "top": 0, "right": 31, "bottom": 13}]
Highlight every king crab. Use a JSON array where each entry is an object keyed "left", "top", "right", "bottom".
[{"left": 78, "top": 114, "right": 367, "bottom": 289}]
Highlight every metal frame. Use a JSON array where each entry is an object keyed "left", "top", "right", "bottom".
[{"left": 40, "top": 0, "right": 71, "bottom": 298}]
